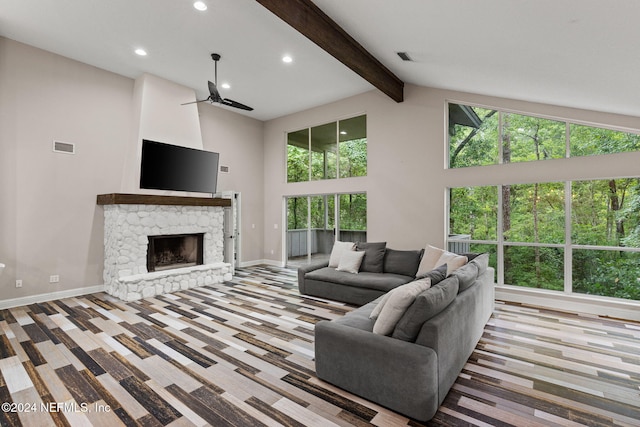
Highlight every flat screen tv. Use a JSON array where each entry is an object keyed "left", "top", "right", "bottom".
[{"left": 140, "top": 139, "right": 220, "bottom": 194}]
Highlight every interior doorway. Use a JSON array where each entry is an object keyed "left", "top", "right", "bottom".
[{"left": 219, "top": 191, "right": 240, "bottom": 274}]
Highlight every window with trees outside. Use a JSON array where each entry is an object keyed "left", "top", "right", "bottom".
[
  {"left": 447, "top": 102, "right": 640, "bottom": 302},
  {"left": 286, "top": 193, "right": 366, "bottom": 266},
  {"left": 287, "top": 115, "right": 367, "bottom": 182},
  {"left": 448, "top": 103, "right": 640, "bottom": 168}
]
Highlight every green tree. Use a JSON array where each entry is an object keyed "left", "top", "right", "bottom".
[{"left": 287, "top": 145, "right": 309, "bottom": 183}]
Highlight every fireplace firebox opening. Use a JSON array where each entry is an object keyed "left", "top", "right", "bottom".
[{"left": 147, "top": 233, "right": 204, "bottom": 272}]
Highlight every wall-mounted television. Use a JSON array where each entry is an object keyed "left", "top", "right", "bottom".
[{"left": 140, "top": 139, "right": 220, "bottom": 194}]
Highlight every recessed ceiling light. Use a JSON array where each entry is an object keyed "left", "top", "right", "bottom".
[
  {"left": 193, "top": 1, "right": 207, "bottom": 11},
  {"left": 221, "top": 83, "right": 230, "bottom": 89},
  {"left": 282, "top": 55, "right": 293, "bottom": 63},
  {"left": 340, "top": 131, "right": 347, "bottom": 135},
  {"left": 134, "top": 48, "right": 147, "bottom": 56}
]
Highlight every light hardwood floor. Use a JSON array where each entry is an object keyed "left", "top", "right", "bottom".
[{"left": 0, "top": 265, "right": 639, "bottom": 426}]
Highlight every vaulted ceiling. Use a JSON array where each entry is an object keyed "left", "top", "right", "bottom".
[{"left": 2, "top": 0, "right": 639, "bottom": 121}]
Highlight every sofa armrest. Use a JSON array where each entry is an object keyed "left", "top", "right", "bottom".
[
  {"left": 414, "top": 269, "right": 494, "bottom": 404},
  {"left": 315, "top": 320, "right": 439, "bottom": 421},
  {"left": 297, "top": 260, "right": 329, "bottom": 294}
]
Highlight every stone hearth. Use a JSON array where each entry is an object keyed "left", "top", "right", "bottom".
[{"left": 98, "top": 194, "right": 232, "bottom": 302}]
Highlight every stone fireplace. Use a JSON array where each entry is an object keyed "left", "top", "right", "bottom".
[{"left": 98, "top": 193, "right": 232, "bottom": 301}]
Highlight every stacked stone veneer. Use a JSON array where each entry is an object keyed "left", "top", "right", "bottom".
[{"left": 103, "top": 204, "right": 232, "bottom": 301}]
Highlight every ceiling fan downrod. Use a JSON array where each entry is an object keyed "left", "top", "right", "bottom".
[{"left": 211, "top": 53, "right": 220, "bottom": 84}]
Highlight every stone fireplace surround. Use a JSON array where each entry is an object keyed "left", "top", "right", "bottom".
[{"left": 97, "top": 193, "right": 232, "bottom": 302}]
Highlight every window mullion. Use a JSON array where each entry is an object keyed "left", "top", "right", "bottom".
[
  {"left": 497, "top": 184, "right": 504, "bottom": 286},
  {"left": 307, "top": 128, "right": 312, "bottom": 181},
  {"left": 498, "top": 112, "right": 504, "bottom": 165}
]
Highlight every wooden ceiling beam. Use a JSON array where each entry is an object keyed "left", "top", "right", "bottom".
[{"left": 256, "top": 0, "right": 404, "bottom": 103}]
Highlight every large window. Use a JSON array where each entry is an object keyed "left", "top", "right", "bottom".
[
  {"left": 447, "top": 101, "right": 640, "bottom": 302},
  {"left": 448, "top": 178, "right": 640, "bottom": 301},
  {"left": 448, "top": 102, "right": 640, "bottom": 168},
  {"left": 287, "top": 115, "right": 367, "bottom": 182}
]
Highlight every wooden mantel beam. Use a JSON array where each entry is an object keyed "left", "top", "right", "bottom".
[{"left": 256, "top": 0, "right": 404, "bottom": 103}]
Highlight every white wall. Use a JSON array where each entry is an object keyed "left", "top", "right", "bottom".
[
  {"left": 121, "top": 73, "right": 204, "bottom": 194},
  {"left": 0, "top": 37, "right": 266, "bottom": 303},
  {"left": 262, "top": 84, "right": 640, "bottom": 264},
  {"left": 0, "top": 38, "right": 134, "bottom": 300}
]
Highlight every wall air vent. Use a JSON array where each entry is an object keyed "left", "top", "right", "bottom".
[
  {"left": 220, "top": 165, "right": 230, "bottom": 173},
  {"left": 53, "top": 140, "right": 75, "bottom": 155},
  {"left": 397, "top": 51, "right": 412, "bottom": 62}
]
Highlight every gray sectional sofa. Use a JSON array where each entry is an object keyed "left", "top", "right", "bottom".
[{"left": 308, "top": 248, "right": 495, "bottom": 422}]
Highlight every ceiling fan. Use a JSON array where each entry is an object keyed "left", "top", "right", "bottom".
[{"left": 182, "top": 53, "right": 253, "bottom": 111}]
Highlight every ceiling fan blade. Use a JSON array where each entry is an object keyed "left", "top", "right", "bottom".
[
  {"left": 181, "top": 98, "right": 210, "bottom": 106},
  {"left": 207, "top": 80, "right": 222, "bottom": 102},
  {"left": 221, "top": 98, "right": 254, "bottom": 111}
]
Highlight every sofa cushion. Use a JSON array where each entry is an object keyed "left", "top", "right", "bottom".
[
  {"left": 450, "top": 261, "right": 478, "bottom": 293},
  {"left": 305, "top": 267, "right": 414, "bottom": 292},
  {"left": 356, "top": 242, "right": 387, "bottom": 273},
  {"left": 372, "top": 278, "right": 432, "bottom": 335},
  {"left": 392, "top": 276, "right": 460, "bottom": 342},
  {"left": 415, "top": 263, "right": 448, "bottom": 284},
  {"left": 333, "top": 299, "right": 379, "bottom": 331},
  {"left": 328, "top": 241, "right": 355, "bottom": 268},
  {"left": 336, "top": 250, "right": 365, "bottom": 274},
  {"left": 383, "top": 248, "right": 423, "bottom": 277}
]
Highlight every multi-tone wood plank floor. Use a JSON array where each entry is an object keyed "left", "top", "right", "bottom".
[{"left": 1, "top": 265, "right": 639, "bottom": 427}]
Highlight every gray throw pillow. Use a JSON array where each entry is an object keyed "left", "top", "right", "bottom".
[
  {"left": 451, "top": 261, "right": 479, "bottom": 293},
  {"left": 470, "top": 253, "right": 489, "bottom": 276},
  {"left": 392, "top": 276, "right": 460, "bottom": 342},
  {"left": 461, "top": 253, "right": 481, "bottom": 262},
  {"left": 383, "top": 248, "right": 422, "bottom": 277},
  {"left": 415, "top": 263, "right": 447, "bottom": 285},
  {"left": 356, "top": 241, "right": 386, "bottom": 273}
]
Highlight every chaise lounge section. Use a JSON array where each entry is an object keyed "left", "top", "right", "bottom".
[{"left": 310, "top": 245, "right": 495, "bottom": 422}]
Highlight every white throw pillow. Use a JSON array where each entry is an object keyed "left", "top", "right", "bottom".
[
  {"left": 369, "top": 292, "right": 393, "bottom": 320},
  {"left": 329, "top": 241, "right": 355, "bottom": 268},
  {"left": 435, "top": 251, "right": 468, "bottom": 274},
  {"left": 336, "top": 250, "right": 366, "bottom": 274},
  {"left": 372, "top": 278, "right": 432, "bottom": 335},
  {"left": 415, "top": 245, "right": 445, "bottom": 277}
]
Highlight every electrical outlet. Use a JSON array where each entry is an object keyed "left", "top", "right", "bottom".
[
  {"left": 49, "top": 275, "right": 60, "bottom": 283},
  {"left": 15, "top": 280, "right": 22, "bottom": 288}
]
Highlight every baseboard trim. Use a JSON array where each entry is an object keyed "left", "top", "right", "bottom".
[
  {"left": 0, "top": 285, "right": 104, "bottom": 310},
  {"left": 495, "top": 285, "right": 640, "bottom": 322}
]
